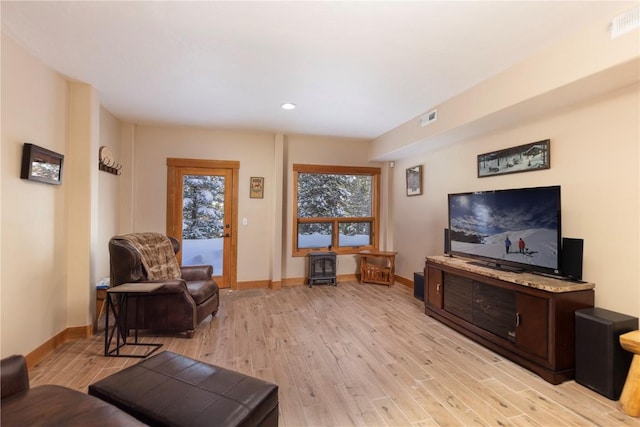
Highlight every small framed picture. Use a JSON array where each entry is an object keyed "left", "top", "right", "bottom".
[
  {"left": 250, "top": 177, "right": 264, "bottom": 198},
  {"left": 20, "top": 143, "right": 64, "bottom": 185},
  {"left": 406, "top": 165, "right": 422, "bottom": 196}
]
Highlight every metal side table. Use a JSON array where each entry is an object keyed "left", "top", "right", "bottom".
[{"left": 104, "top": 282, "right": 164, "bottom": 358}]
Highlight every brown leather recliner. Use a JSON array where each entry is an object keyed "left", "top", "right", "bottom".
[{"left": 109, "top": 234, "right": 219, "bottom": 338}]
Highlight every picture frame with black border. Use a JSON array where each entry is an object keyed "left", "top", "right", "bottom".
[
  {"left": 20, "top": 143, "right": 64, "bottom": 185},
  {"left": 406, "top": 165, "right": 422, "bottom": 196},
  {"left": 478, "top": 139, "right": 550, "bottom": 178}
]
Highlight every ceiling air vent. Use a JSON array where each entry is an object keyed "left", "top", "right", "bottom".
[
  {"left": 420, "top": 109, "right": 437, "bottom": 127},
  {"left": 611, "top": 6, "right": 639, "bottom": 39}
]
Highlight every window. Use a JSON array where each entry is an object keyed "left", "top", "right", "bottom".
[{"left": 293, "top": 164, "right": 381, "bottom": 256}]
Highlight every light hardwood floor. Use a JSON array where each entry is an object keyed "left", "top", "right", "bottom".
[{"left": 30, "top": 281, "right": 639, "bottom": 427}]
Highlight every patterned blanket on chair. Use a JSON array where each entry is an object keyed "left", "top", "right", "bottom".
[{"left": 118, "top": 232, "right": 182, "bottom": 280}]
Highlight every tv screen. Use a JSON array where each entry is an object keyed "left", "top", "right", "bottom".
[{"left": 448, "top": 185, "right": 561, "bottom": 274}]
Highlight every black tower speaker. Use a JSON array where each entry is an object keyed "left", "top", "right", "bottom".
[
  {"left": 575, "top": 307, "right": 638, "bottom": 400},
  {"left": 561, "top": 237, "right": 583, "bottom": 280},
  {"left": 444, "top": 228, "right": 451, "bottom": 255},
  {"left": 413, "top": 272, "right": 424, "bottom": 301}
]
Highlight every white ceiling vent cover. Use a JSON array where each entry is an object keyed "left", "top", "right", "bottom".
[
  {"left": 420, "top": 109, "right": 437, "bottom": 127},
  {"left": 611, "top": 6, "right": 639, "bottom": 39}
]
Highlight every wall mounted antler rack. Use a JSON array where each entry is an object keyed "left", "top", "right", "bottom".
[{"left": 98, "top": 146, "right": 122, "bottom": 175}]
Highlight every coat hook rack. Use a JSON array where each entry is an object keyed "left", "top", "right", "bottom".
[{"left": 98, "top": 146, "right": 121, "bottom": 175}]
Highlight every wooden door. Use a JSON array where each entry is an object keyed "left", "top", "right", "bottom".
[{"left": 167, "top": 158, "right": 239, "bottom": 289}]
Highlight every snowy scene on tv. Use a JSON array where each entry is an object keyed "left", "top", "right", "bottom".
[{"left": 448, "top": 187, "right": 560, "bottom": 270}]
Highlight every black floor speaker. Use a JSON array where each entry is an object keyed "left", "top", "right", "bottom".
[
  {"left": 561, "top": 237, "right": 583, "bottom": 280},
  {"left": 413, "top": 272, "right": 424, "bottom": 301},
  {"left": 444, "top": 228, "right": 450, "bottom": 255},
  {"left": 575, "top": 307, "right": 638, "bottom": 400}
]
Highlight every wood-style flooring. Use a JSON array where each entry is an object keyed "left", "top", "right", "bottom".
[{"left": 30, "top": 280, "right": 639, "bottom": 426}]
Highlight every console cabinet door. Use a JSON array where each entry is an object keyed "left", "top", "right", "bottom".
[
  {"left": 516, "top": 293, "right": 549, "bottom": 359},
  {"left": 426, "top": 266, "right": 444, "bottom": 309},
  {"left": 473, "top": 282, "right": 516, "bottom": 341},
  {"left": 443, "top": 274, "right": 473, "bottom": 322}
]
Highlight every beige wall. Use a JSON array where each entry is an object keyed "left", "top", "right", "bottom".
[
  {"left": 1, "top": 35, "right": 123, "bottom": 357},
  {"left": 66, "top": 83, "right": 100, "bottom": 327},
  {"left": 132, "top": 126, "right": 276, "bottom": 282},
  {"left": 391, "top": 83, "right": 640, "bottom": 317},
  {"left": 1, "top": 35, "right": 70, "bottom": 356},
  {"left": 131, "top": 127, "right": 379, "bottom": 284},
  {"left": 284, "top": 134, "right": 384, "bottom": 280},
  {"left": 374, "top": 8, "right": 639, "bottom": 318},
  {"left": 96, "top": 107, "right": 122, "bottom": 282}
]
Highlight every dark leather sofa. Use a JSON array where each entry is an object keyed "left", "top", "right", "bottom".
[
  {"left": 109, "top": 235, "right": 219, "bottom": 338},
  {"left": 1, "top": 355, "right": 145, "bottom": 426}
]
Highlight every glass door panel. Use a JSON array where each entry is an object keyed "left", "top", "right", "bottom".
[{"left": 181, "top": 174, "right": 225, "bottom": 275}]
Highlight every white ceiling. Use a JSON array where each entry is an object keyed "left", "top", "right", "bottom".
[{"left": 1, "top": 1, "right": 631, "bottom": 139}]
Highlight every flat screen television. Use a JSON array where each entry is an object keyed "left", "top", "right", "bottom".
[{"left": 448, "top": 185, "right": 561, "bottom": 275}]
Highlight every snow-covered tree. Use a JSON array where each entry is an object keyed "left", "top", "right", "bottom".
[
  {"left": 182, "top": 175, "right": 224, "bottom": 239},
  {"left": 297, "top": 173, "right": 371, "bottom": 235}
]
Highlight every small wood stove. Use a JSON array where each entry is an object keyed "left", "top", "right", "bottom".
[{"left": 307, "top": 251, "right": 337, "bottom": 287}]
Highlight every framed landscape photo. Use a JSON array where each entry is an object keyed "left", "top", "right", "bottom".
[
  {"left": 250, "top": 176, "right": 264, "bottom": 198},
  {"left": 478, "top": 139, "right": 550, "bottom": 178},
  {"left": 20, "top": 143, "right": 64, "bottom": 185},
  {"left": 406, "top": 165, "right": 423, "bottom": 196}
]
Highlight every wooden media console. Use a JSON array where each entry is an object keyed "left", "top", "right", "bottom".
[{"left": 424, "top": 255, "right": 595, "bottom": 384}]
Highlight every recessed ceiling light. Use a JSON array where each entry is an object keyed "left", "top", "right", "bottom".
[{"left": 281, "top": 103, "right": 296, "bottom": 110}]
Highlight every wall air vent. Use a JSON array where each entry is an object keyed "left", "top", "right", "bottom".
[
  {"left": 420, "top": 108, "right": 437, "bottom": 127},
  {"left": 611, "top": 6, "right": 639, "bottom": 39}
]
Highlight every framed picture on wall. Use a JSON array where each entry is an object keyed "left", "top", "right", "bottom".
[
  {"left": 20, "top": 143, "right": 64, "bottom": 185},
  {"left": 250, "top": 177, "right": 264, "bottom": 198},
  {"left": 478, "top": 139, "right": 550, "bottom": 178},
  {"left": 406, "top": 165, "right": 422, "bottom": 196}
]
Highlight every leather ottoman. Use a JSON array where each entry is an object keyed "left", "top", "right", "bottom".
[{"left": 88, "top": 351, "right": 278, "bottom": 427}]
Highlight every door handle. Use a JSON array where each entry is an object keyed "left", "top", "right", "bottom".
[{"left": 224, "top": 233, "right": 230, "bottom": 238}]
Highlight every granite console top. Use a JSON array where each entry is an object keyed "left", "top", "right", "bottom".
[{"left": 426, "top": 255, "right": 595, "bottom": 293}]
